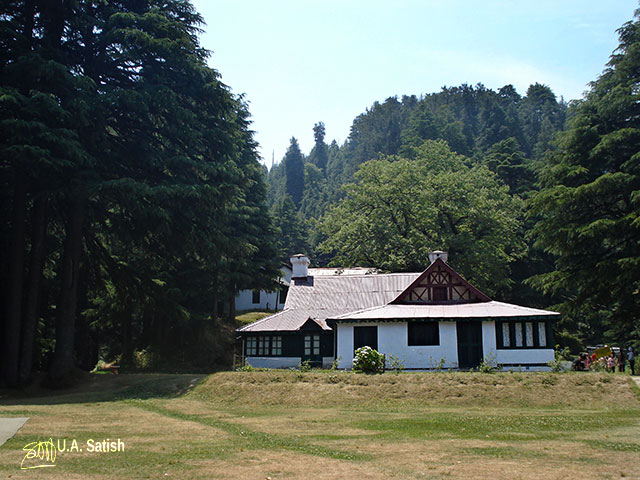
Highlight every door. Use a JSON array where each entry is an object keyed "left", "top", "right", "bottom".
[
  {"left": 354, "top": 326, "right": 378, "bottom": 353},
  {"left": 302, "top": 334, "right": 322, "bottom": 366},
  {"left": 457, "top": 322, "right": 483, "bottom": 369}
]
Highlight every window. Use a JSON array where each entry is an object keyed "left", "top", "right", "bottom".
[
  {"left": 246, "top": 335, "right": 283, "bottom": 356},
  {"left": 252, "top": 290, "right": 261, "bottom": 304},
  {"left": 525, "top": 323, "right": 534, "bottom": 346},
  {"left": 514, "top": 323, "right": 523, "bottom": 347},
  {"left": 246, "top": 336, "right": 257, "bottom": 356},
  {"left": 408, "top": 321, "right": 439, "bottom": 346},
  {"left": 496, "top": 321, "right": 551, "bottom": 349},
  {"left": 354, "top": 326, "right": 377, "bottom": 352},
  {"left": 271, "top": 336, "right": 282, "bottom": 355},
  {"left": 304, "top": 334, "right": 320, "bottom": 356},
  {"left": 502, "top": 323, "right": 510, "bottom": 347},
  {"left": 432, "top": 286, "right": 447, "bottom": 301},
  {"left": 538, "top": 322, "right": 547, "bottom": 347}
]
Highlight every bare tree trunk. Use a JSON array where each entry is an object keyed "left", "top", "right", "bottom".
[
  {"left": 121, "top": 300, "right": 134, "bottom": 367},
  {"left": 19, "top": 194, "right": 48, "bottom": 385},
  {"left": 211, "top": 270, "right": 219, "bottom": 320},
  {"left": 1, "top": 179, "right": 27, "bottom": 387},
  {"left": 74, "top": 258, "right": 91, "bottom": 371},
  {"left": 228, "top": 289, "right": 236, "bottom": 322},
  {"left": 49, "top": 195, "right": 85, "bottom": 385}
]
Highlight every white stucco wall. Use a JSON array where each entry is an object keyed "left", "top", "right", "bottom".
[
  {"left": 245, "top": 356, "right": 335, "bottom": 369},
  {"left": 496, "top": 349, "right": 554, "bottom": 366},
  {"left": 235, "top": 290, "right": 283, "bottom": 312},
  {"left": 336, "top": 322, "right": 460, "bottom": 370},
  {"left": 246, "top": 356, "right": 300, "bottom": 369},
  {"left": 337, "top": 320, "right": 554, "bottom": 370}
]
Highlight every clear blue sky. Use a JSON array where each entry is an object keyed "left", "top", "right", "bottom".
[{"left": 191, "top": 1, "right": 638, "bottom": 166}]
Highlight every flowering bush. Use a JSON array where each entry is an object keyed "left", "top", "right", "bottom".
[{"left": 353, "top": 346, "right": 385, "bottom": 374}]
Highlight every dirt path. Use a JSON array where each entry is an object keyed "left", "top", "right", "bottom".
[{"left": 632, "top": 376, "right": 640, "bottom": 388}]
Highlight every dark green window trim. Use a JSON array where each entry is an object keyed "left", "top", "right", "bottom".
[
  {"left": 245, "top": 335, "right": 283, "bottom": 356},
  {"left": 495, "top": 320, "right": 553, "bottom": 349}
]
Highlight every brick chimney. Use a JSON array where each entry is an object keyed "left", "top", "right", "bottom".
[{"left": 290, "top": 254, "right": 310, "bottom": 279}]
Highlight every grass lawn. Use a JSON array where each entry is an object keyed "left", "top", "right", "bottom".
[
  {"left": 1, "top": 370, "right": 639, "bottom": 479},
  {"left": 235, "top": 310, "right": 274, "bottom": 326}
]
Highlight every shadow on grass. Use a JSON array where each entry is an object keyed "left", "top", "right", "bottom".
[{"left": 0, "top": 373, "right": 204, "bottom": 406}]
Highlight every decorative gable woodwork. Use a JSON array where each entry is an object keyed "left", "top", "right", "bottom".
[{"left": 392, "top": 258, "right": 491, "bottom": 304}]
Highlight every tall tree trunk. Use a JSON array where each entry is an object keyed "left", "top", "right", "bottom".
[
  {"left": 18, "top": 194, "right": 48, "bottom": 385},
  {"left": 1, "top": 179, "right": 27, "bottom": 387},
  {"left": 211, "top": 270, "right": 219, "bottom": 320},
  {"left": 74, "top": 258, "right": 91, "bottom": 371},
  {"left": 121, "top": 300, "right": 134, "bottom": 367},
  {"left": 228, "top": 289, "right": 236, "bottom": 322},
  {"left": 49, "top": 195, "right": 85, "bottom": 385}
]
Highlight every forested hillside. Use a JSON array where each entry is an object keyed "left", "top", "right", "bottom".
[
  {"left": 268, "top": 83, "right": 566, "bottom": 297},
  {"left": 267, "top": 9, "right": 640, "bottom": 351},
  {"left": 0, "top": 0, "right": 279, "bottom": 387}
]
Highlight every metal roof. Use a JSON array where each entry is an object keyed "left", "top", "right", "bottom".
[
  {"left": 329, "top": 301, "right": 560, "bottom": 322},
  {"left": 238, "top": 272, "right": 420, "bottom": 333}
]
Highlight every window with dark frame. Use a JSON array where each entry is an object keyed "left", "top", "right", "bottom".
[
  {"left": 252, "top": 290, "right": 261, "bottom": 304},
  {"left": 408, "top": 321, "right": 440, "bottom": 346},
  {"left": 245, "top": 335, "right": 283, "bottom": 356},
  {"left": 496, "top": 321, "right": 550, "bottom": 349},
  {"left": 432, "top": 286, "right": 448, "bottom": 301}
]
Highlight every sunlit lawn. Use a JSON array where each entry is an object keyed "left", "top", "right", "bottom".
[{"left": 1, "top": 371, "right": 639, "bottom": 479}]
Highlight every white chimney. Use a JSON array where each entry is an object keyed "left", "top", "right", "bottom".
[
  {"left": 428, "top": 250, "right": 448, "bottom": 264},
  {"left": 290, "top": 254, "right": 310, "bottom": 279}
]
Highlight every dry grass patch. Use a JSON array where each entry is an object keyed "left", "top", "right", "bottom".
[
  {"left": 194, "top": 371, "right": 640, "bottom": 410},
  {"left": 1, "top": 371, "right": 639, "bottom": 479}
]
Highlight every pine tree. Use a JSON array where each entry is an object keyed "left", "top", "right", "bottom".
[
  {"left": 530, "top": 10, "right": 640, "bottom": 347},
  {"left": 284, "top": 137, "right": 305, "bottom": 207}
]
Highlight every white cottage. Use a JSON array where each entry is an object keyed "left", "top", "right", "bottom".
[{"left": 237, "top": 252, "right": 559, "bottom": 370}]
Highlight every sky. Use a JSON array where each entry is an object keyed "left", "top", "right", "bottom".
[{"left": 191, "top": 1, "right": 638, "bottom": 166}]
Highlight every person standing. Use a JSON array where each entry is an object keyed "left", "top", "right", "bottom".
[
  {"left": 618, "top": 349, "right": 626, "bottom": 373},
  {"left": 628, "top": 347, "right": 635, "bottom": 376}
]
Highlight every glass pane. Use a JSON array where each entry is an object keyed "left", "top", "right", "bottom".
[
  {"left": 526, "top": 323, "right": 534, "bottom": 347},
  {"left": 313, "top": 335, "right": 320, "bottom": 355},
  {"left": 272, "top": 336, "right": 281, "bottom": 355},
  {"left": 502, "top": 323, "right": 510, "bottom": 347},
  {"left": 515, "top": 323, "right": 523, "bottom": 347},
  {"left": 247, "top": 337, "right": 256, "bottom": 355},
  {"left": 538, "top": 322, "right": 547, "bottom": 347}
]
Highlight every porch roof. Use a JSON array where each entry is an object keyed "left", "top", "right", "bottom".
[{"left": 329, "top": 301, "right": 560, "bottom": 322}]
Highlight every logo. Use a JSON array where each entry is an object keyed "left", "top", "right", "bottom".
[{"left": 21, "top": 438, "right": 57, "bottom": 470}]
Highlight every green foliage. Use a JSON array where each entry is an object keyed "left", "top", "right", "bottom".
[
  {"left": 352, "top": 346, "right": 385, "bottom": 374},
  {"left": 530, "top": 11, "right": 640, "bottom": 347},
  {"left": 319, "top": 140, "right": 525, "bottom": 296},
  {"left": 0, "top": 0, "right": 280, "bottom": 384},
  {"left": 547, "top": 345, "right": 572, "bottom": 372},
  {"left": 284, "top": 137, "right": 305, "bottom": 207},
  {"left": 475, "top": 352, "right": 501, "bottom": 373},
  {"left": 429, "top": 356, "right": 447, "bottom": 371},
  {"left": 386, "top": 354, "right": 405, "bottom": 374},
  {"left": 298, "top": 360, "right": 312, "bottom": 372}
]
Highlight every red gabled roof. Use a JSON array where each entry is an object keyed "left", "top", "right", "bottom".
[{"left": 391, "top": 258, "right": 491, "bottom": 304}]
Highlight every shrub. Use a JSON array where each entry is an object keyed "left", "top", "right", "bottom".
[
  {"left": 475, "top": 352, "right": 501, "bottom": 373},
  {"left": 386, "top": 354, "right": 405, "bottom": 374},
  {"left": 548, "top": 345, "right": 571, "bottom": 372},
  {"left": 352, "top": 346, "right": 385, "bottom": 374},
  {"left": 298, "top": 360, "right": 312, "bottom": 372}
]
